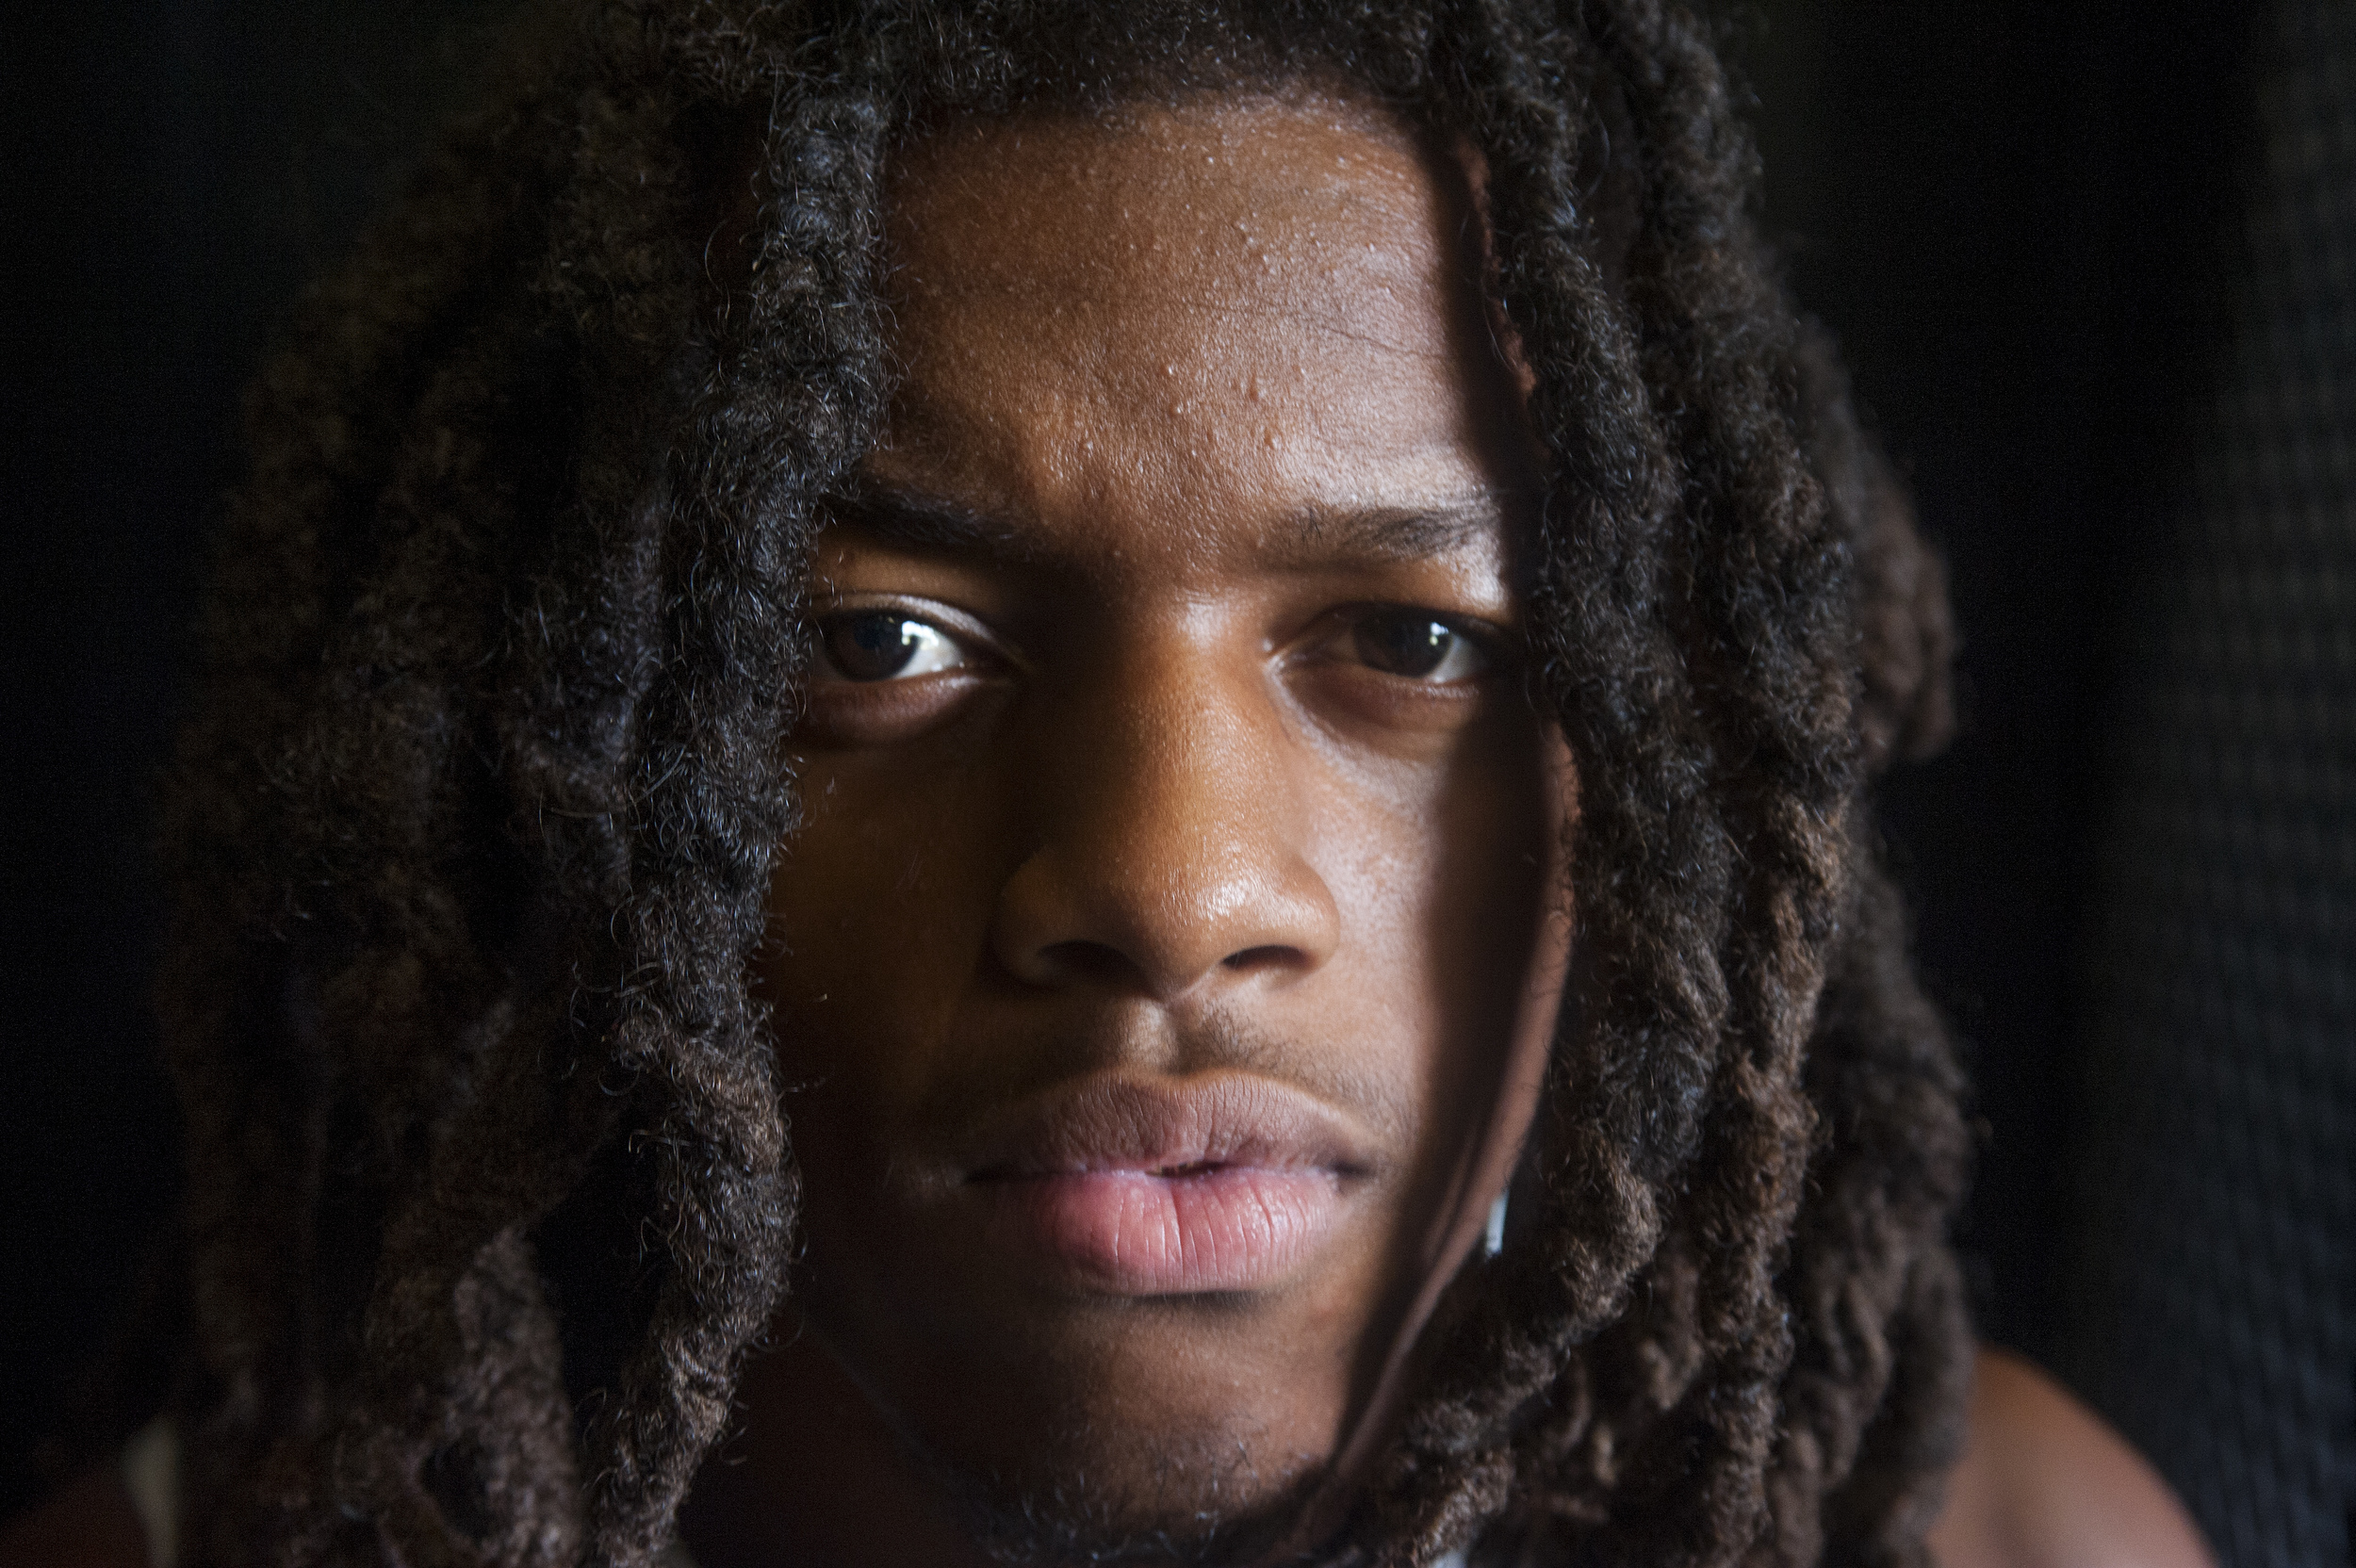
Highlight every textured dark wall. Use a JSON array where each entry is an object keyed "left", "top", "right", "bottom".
[
  {"left": 1737, "top": 0, "right": 2253, "bottom": 1364},
  {"left": 0, "top": 0, "right": 2297, "bottom": 1541},
  {"left": 2053, "top": 8, "right": 2356, "bottom": 1561}
]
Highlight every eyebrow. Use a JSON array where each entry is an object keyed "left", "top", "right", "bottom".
[
  {"left": 825, "top": 479, "right": 1518, "bottom": 567},
  {"left": 1276, "top": 497, "right": 1513, "bottom": 564},
  {"left": 825, "top": 481, "right": 1029, "bottom": 557}
]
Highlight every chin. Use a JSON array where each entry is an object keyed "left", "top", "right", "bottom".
[
  {"left": 932, "top": 1422, "right": 1331, "bottom": 1568},
  {"left": 886, "top": 1303, "right": 1344, "bottom": 1512},
  {"left": 806, "top": 1283, "right": 1350, "bottom": 1566}
]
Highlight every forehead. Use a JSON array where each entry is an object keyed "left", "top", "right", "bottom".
[
  {"left": 866, "top": 94, "right": 1523, "bottom": 573},
  {"left": 883, "top": 92, "right": 1451, "bottom": 319}
]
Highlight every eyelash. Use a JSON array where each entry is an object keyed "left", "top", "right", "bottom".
[
  {"left": 807, "top": 604, "right": 1504, "bottom": 688},
  {"left": 1322, "top": 606, "right": 1499, "bottom": 684},
  {"left": 813, "top": 610, "right": 977, "bottom": 683}
]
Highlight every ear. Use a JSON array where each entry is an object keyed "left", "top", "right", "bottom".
[{"left": 1794, "top": 323, "right": 1958, "bottom": 776}]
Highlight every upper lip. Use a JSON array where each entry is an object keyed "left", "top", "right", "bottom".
[{"left": 957, "top": 1071, "right": 1379, "bottom": 1182}]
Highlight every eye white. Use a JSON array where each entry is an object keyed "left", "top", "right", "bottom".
[
  {"left": 1348, "top": 611, "right": 1496, "bottom": 682},
  {"left": 1414, "top": 632, "right": 1489, "bottom": 682},
  {"left": 818, "top": 611, "right": 974, "bottom": 682},
  {"left": 892, "top": 620, "right": 966, "bottom": 677}
]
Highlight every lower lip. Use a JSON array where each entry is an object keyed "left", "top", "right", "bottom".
[{"left": 977, "top": 1167, "right": 1346, "bottom": 1295}]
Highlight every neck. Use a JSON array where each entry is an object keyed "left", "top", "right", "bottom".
[{"left": 676, "top": 1316, "right": 997, "bottom": 1568}]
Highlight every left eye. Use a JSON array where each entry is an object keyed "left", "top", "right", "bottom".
[
  {"left": 1350, "top": 611, "right": 1492, "bottom": 682},
  {"left": 815, "top": 612, "right": 971, "bottom": 682}
]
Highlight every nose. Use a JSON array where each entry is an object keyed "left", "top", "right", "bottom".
[{"left": 989, "top": 644, "right": 1341, "bottom": 1003}]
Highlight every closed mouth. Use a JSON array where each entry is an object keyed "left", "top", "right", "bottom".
[{"left": 957, "top": 1072, "right": 1373, "bottom": 1295}]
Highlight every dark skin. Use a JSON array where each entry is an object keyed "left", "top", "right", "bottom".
[
  {"left": 0, "top": 90, "right": 2215, "bottom": 1568},
  {"left": 691, "top": 97, "right": 2217, "bottom": 1568},
  {"left": 724, "top": 95, "right": 1549, "bottom": 1565}
]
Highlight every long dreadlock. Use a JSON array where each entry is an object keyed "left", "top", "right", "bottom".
[{"left": 157, "top": 3, "right": 1972, "bottom": 1564}]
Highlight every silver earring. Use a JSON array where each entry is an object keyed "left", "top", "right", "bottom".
[{"left": 1483, "top": 1191, "right": 1509, "bottom": 1258}]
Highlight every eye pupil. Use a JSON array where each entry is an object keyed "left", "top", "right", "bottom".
[
  {"left": 828, "top": 613, "right": 923, "bottom": 681},
  {"left": 1356, "top": 614, "right": 1456, "bottom": 678}
]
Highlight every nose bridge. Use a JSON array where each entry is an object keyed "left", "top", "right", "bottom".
[{"left": 992, "top": 627, "right": 1339, "bottom": 999}]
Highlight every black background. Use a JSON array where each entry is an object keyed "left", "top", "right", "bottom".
[{"left": 0, "top": 0, "right": 2251, "bottom": 1522}]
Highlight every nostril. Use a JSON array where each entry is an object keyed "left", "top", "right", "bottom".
[
  {"left": 1037, "top": 940, "right": 1145, "bottom": 988},
  {"left": 1026, "top": 939, "right": 1302, "bottom": 994}
]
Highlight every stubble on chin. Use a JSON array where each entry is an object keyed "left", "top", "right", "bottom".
[{"left": 926, "top": 1424, "right": 1333, "bottom": 1568}]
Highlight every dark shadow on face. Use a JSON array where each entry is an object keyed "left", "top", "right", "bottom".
[{"left": 700, "top": 89, "right": 1549, "bottom": 1568}]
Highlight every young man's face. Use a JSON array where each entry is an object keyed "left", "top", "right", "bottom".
[{"left": 755, "top": 93, "right": 1546, "bottom": 1558}]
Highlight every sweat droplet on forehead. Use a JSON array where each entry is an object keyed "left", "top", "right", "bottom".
[
  {"left": 868, "top": 94, "right": 1522, "bottom": 558},
  {"left": 759, "top": 86, "right": 1553, "bottom": 1567},
  {"left": 885, "top": 98, "right": 1452, "bottom": 349}
]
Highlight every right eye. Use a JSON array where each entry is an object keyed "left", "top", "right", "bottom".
[{"left": 815, "top": 612, "right": 972, "bottom": 682}]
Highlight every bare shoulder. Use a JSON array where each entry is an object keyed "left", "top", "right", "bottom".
[
  {"left": 0, "top": 1467, "right": 153, "bottom": 1568},
  {"left": 1928, "top": 1347, "right": 2215, "bottom": 1568}
]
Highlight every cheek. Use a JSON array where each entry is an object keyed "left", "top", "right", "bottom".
[
  {"left": 1307, "top": 708, "right": 1545, "bottom": 1122},
  {"left": 764, "top": 750, "right": 1006, "bottom": 1102}
]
